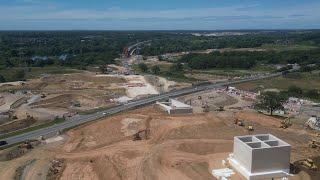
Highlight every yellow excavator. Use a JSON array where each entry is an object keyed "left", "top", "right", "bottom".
[
  {"left": 309, "top": 139, "right": 320, "bottom": 149},
  {"left": 133, "top": 129, "right": 150, "bottom": 141},
  {"left": 299, "top": 159, "right": 318, "bottom": 171},
  {"left": 279, "top": 117, "right": 292, "bottom": 129},
  {"left": 247, "top": 125, "right": 254, "bottom": 132}
]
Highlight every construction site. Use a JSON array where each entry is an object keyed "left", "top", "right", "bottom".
[
  {"left": 0, "top": 85, "right": 320, "bottom": 180},
  {"left": 0, "top": 45, "right": 320, "bottom": 179},
  {"left": 0, "top": 71, "right": 187, "bottom": 134}
]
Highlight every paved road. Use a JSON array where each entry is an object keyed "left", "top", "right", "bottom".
[{"left": 1, "top": 72, "right": 282, "bottom": 146}]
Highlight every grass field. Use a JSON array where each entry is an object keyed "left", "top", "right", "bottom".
[
  {"left": 194, "top": 65, "right": 275, "bottom": 77},
  {"left": 0, "top": 66, "right": 83, "bottom": 82},
  {"left": 236, "top": 71, "right": 320, "bottom": 91},
  {"left": 25, "top": 67, "right": 83, "bottom": 78},
  {"left": 261, "top": 44, "right": 319, "bottom": 51}
]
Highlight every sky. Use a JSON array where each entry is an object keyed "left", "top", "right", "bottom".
[{"left": 0, "top": 0, "right": 319, "bottom": 30}]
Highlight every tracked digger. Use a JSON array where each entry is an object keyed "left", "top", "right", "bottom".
[
  {"left": 299, "top": 159, "right": 318, "bottom": 171},
  {"left": 280, "top": 117, "right": 292, "bottom": 129},
  {"left": 133, "top": 129, "right": 150, "bottom": 141},
  {"left": 234, "top": 118, "right": 244, "bottom": 126}
]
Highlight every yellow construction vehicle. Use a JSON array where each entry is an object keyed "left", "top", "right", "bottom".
[
  {"left": 300, "top": 159, "right": 318, "bottom": 171},
  {"left": 247, "top": 125, "right": 254, "bottom": 131},
  {"left": 280, "top": 117, "right": 292, "bottom": 129},
  {"left": 234, "top": 118, "right": 244, "bottom": 126},
  {"left": 217, "top": 106, "right": 224, "bottom": 111},
  {"left": 237, "top": 120, "right": 244, "bottom": 127},
  {"left": 202, "top": 104, "right": 210, "bottom": 113},
  {"left": 18, "top": 140, "right": 33, "bottom": 149},
  {"left": 133, "top": 129, "right": 150, "bottom": 141},
  {"left": 309, "top": 140, "right": 320, "bottom": 149}
]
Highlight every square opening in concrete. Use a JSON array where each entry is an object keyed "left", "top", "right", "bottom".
[
  {"left": 246, "top": 142, "right": 269, "bottom": 149},
  {"left": 239, "top": 136, "right": 254, "bottom": 143},
  {"left": 264, "top": 140, "right": 287, "bottom": 147},
  {"left": 255, "top": 135, "right": 270, "bottom": 141},
  {"left": 265, "top": 141, "right": 279, "bottom": 147}
]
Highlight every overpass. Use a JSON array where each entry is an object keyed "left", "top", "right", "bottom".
[{"left": 123, "top": 41, "right": 150, "bottom": 57}]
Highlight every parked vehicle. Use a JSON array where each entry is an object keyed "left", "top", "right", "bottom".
[{"left": 0, "top": 141, "right": 8, "bottom": 146}]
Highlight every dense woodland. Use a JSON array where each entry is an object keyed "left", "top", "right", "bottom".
[
  {"left": 0, "top": 30, "right": 320, "bottom": 82},
  {"left": 0, "top": 31, "right": 135, "bottom": 69},
  {"left": 179, "top": 50, "right": 320, "bottom": 69},
  {"left": 140, "top": 31, "right": 320, "bottom": 56}
]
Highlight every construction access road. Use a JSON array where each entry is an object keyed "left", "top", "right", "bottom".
[{"left": 1, "top": 72, "right": 282, "bottom": 146}]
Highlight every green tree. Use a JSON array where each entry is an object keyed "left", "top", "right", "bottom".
[
  {"left": 138, "top": 63, "right": 148, "bottom": 73},
  {"left": 0, "top": 74, "right": 5, "bottom": 83},
  {"left": 158, "top": 55, "right": 163, "bottom": 61},
  {"left": 99, "top": 65, "right": 107, "bottom": 73},
  {"left": 170, "top": 63, "right": 183, "bottom": 72},
  {"left": 300, "top": 66, "right": 313, "bottom": 73},
  {"left": 255, "top": 92, "right": 287, "bottom": 115},
  {"left": 151, "top": 65, "right": 161, "bottom": 75},
  {"left": 305, "top": 89, "right": 319, "bottom": 99},
  {"left": 288, "top": 85, "right": 303, "bottom": 96},
  {"left": 14, "top": 69, "right": 26, "bottom": 81}
]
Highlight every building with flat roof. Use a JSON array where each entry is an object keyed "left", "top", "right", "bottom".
[
  {"left": 156, "top": 99, "right": 193, "bottom": 115},
  {"left": 229, "top": 134, "right": 291, "bottom": 180}
]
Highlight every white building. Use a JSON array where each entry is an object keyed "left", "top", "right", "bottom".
[
  {"left": 156, "top": 99, "right": 193, "bottom": 115},
  {"left": 229, "top": 134, "right": 291, "bottom": 180}
]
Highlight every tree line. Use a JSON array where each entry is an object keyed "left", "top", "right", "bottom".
[
  {"left": 179, "top": 50, "right": 320, "bottom": 70},
  {"left": 140, "top": 31, "right": 320, "bottom": 56}
]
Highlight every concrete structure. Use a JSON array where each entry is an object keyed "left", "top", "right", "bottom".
[
  {"left": 229, "top": 134, "right": 291, "bottom": 180},
  {"left": 156, "top": 99, "right": 193, "bottom": 115}
]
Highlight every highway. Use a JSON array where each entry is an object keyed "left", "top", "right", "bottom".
[{"left": 1, "top": 72, "right": 282, "bottom": 146}]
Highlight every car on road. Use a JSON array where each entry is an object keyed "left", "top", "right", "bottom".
[
  {"left": 0, "top": 140, "right": 8, "bottom": 146},
  {"left": 102, "top": 112, "right": 109, "bottom": 115}
]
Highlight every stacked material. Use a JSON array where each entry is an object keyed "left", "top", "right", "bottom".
[{"left": 305, "top": 116, "right": 320, "bottom": 131}]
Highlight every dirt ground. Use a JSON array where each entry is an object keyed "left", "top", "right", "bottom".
[
  {"left": 0, "top": 72, "right": 126, "bottom": 120},
  {"left": 1, "top": 102, "right": 319, "bottom": 180},
  {"left": 178, "top": 90, "right": 252, "bottom": 113},
  {"left": 0, "top": 71, "right": 188, "bottom": 133}
]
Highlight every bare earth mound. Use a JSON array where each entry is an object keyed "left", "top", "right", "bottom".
[{"left": 1, "top": 106, "right": 319, "bottom": 180}]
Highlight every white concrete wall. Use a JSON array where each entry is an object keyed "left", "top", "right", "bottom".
[
  {"left": 170, "top": 99, "right": 192, "bottom": 108},
  {"left": 156, "top": 99, "right": 193, "bottom": 115},
  {"left": 251, "top": 145, "right": 291, "bottom": 173},
  {"left": 156, "top": 102, "right": 172, "bottom": 114},
  {"left": 170, "top": 108, "right": 193, "bottom": 115},
  {"left": 233, "top": 136, "right": 253, "bottom": 172},
  {"left": 232, "top": 134, "right": 291, "bottom": 175}
]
